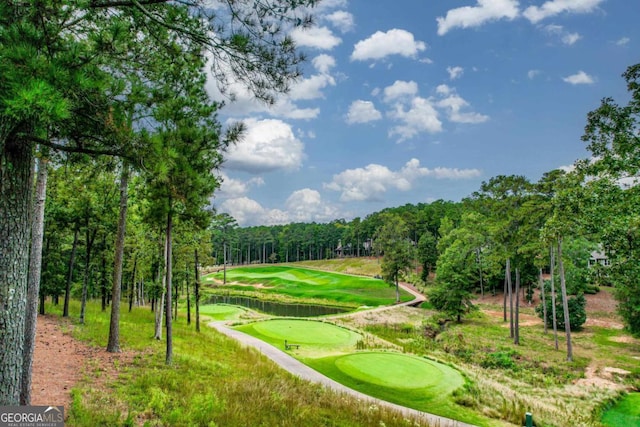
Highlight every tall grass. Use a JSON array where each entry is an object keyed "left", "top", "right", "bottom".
[{"left": 49, "top": 300, "right": 437, "bottom": 426}]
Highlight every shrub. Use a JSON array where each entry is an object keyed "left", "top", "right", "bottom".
[
  {"left": 481, "top": 349, "right": 518, "bottom": 370},
  {"left": 535, "top": 293, "right": 587, "bottom": 331}
]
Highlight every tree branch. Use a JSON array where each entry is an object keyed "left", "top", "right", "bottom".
[{"left": 28, "top": 136, "right": 132, "bottom": 159}]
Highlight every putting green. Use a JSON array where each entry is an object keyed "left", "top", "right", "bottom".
[
  {"left": 602, "top": 393, "right": 640, "bottom": 427},
  {"left": 199, "top": 304, "right": 246, "bottom": 320},
  {"left": 250, "top": 319, "right": 360, "bottom": 346},
  {"left": 334, "top": 352, "right": 464, "bottom": 392}
]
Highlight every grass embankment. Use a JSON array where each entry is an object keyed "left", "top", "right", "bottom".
[
  {"left": 203, "top": 265, "right": 413, "bottom": 307},
  {"left": 236, "top": 319, "right": 493, "bottom": 426},
  {"left": 48, "top": 300, "right": 437, "bottom": 426}
]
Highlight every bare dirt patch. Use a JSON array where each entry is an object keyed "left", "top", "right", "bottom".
[{"left": 31, "top": 314, "right": 136, "bottom": 416}]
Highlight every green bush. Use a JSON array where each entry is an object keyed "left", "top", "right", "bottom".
[
  {"left": 535, "top": 292, "right": 587, "bottom": 331},
  {"left": 481, "top": 349, "right": 518, "bottom": 370}
]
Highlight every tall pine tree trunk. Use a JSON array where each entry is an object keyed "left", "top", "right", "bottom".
[
  {"left": 186, "top": 262, "right": 191, "bottom": 325},
  {"left": 194, "top": 248, "right": 201, "bottom": 333},
  {"left": 79, "top": 226, "right": 96, "bottom": 325},
  {"left": 539, "top": 268, "right": 547, "bottom": 334},
  {"left": 21, "top": 154, "right": 48, "bottom": 405},
  {"left": 558, "top": 237, "right": 573, "bottom": 361},
  {"left": 0, "top": 136, "right": 34, "bottom": 405},
  {"left": 63, "top": 227, "right": 79, "bottom": 317},
  {"left": 514, "top": 268, "right": 520, "bottom": 345},
  {"left": 550, "top": 246, "right": 559, "bottom": 350},
  {"left": 165, "top": 208, "right": 173, "bottom": 365},
  {"left": 507, "top": 259, "right": 514, "bottom": 338},
  {"left": 154, "top": 231, "right": 167, "bottom": 340},
  {"left": 107, "top": 164, "right": 129, "bottom": 352}
]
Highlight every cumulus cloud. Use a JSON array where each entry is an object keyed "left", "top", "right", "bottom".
[
  {"left": 325, "top": 10, "right": 355, "bottom": 33},
  {"left": 388, "top": 97, "right": 443, "bottom": 141},
  {"left": 447, "top": 66, "right": 464, "bottom": 80},
  {"left": 436, "top": 0, "right": 519, "bottom": 36},
  {"left": 219, "top": 190, "right": 340, "bottom": 226},
  {"left": 562, "top": 32, "right": 582, "bottom": 45},
  {"left": 324, "top": 158, "right": 481, "bottom": 202},
  {"left": 290, "top": 26, "right": 342, "bottom": 50},
  {"left": 312, "top": 54, "right": 336, "bottom": 74},
  {"left": 345, "top": 100, "right": 382, "bottom": 124},
  {"left": 285, "top": 189, "right": 341, "bottom": 223},
  {"left": 383, "top": 80, "right": 419, "bottom": 102},
  {"left": 217, "top": 173, "right": 264, "bottom": 198},
  {"left": 224, "top": 119, "right": 305, "bottom": 173},
  {"left": 562, "top": 70, "right": 595, "bottom": 85},
  {"left": 524, "top": 0, "right": 604, "bottom": 23},
  {"left": 350, "top": 29, "right": 427, "bottom": 61},
  {"left": 289, "top": 74, "right": 336, "bottom": 100}
]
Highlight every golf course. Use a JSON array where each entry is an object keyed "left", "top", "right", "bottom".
[
  {"left": 204, "top": 265, "right": 414, "bottom": 307},
  {"left": 204, "top": 266, "right": 494, "bottom": 426}
]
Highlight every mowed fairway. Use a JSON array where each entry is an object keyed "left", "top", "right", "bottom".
[{"left": 205, "top": 266, "right": 413, "bottom": 307}]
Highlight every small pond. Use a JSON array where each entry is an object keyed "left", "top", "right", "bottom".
[{"left": 205, "top": 295, "right": 350, "bottom": 317}]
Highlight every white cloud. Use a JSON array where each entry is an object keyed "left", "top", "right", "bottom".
[
  {"left": 325, "top": 10, "right": 355, "bottom": 33},
  {"left": 436, "top": 0, "right": 519, "bottom": 36},
  {"left": 219, "top": 190, "right": 340, "bottom": 226},
  {"left": 436, "top": 84, "right": 452, "bottom": 95},
  {"left": 324, "top": 158, "right": 481, "bottom": 202},
  {"left": 524, "top": 0, "right": 604, "bottom": 23},
  {"left": 562, "top": 32, "right": 582, "bottom": 45},
  {"left": 289, "top": 73, "right": 336, "bottom": 100},
  {"left": 543, "top": 24, "right": 582, "bottom": 45},
  {"left": 527, "top": 69, "right": 541, "bottom": 79},
  {"left": 435, "top": 86, "right": 489, "bottom": 124},
  {"left": 312, "top": 54, "right": 336, "bottom": 74},
  {"left": 346, "top": 100, "right": 382, "bottom": 124},
  {"left": 447, "top": 66, "right": 464, "bottom": 80},
  {"left": 218, "top": 173, "right": 264, "bottom": 197},
  {"left": 285, "top": 189, "right": 340, "bottom": 223},
  {"left": 224, "top": 119, "right": 305, "bottom": 173},
  {"left": 616, "top": 37, "right": 630, "bottom": 46},
  {"left": 562, "top": 70, "right": 595, "bottom": 85},
  {"left": 383, "top": 80, "right": 419, "bottom": 102},
  {"left": 290, "top": 26, "right": 342, "bottom": 50},
  {"left": 350, "top": 29, "right": 427, "bottom": 61},
  {"left": 388, "top": 97, "right": 443, "bottom": 141}
]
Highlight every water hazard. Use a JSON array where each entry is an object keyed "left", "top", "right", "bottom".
[{"left": 206, "top": 295, "right": 350, "bottom": 317}]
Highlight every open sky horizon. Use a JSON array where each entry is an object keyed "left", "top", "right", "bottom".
[{"left": 207, "top": 0, "right": 639, "bottom": 227}]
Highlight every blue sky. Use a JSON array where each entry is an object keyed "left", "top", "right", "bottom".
[{"left": 207, "top": 0, "right": 638, "bottom": 226}]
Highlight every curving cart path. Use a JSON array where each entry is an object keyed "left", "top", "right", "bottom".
[{"left": 209, "top": 282, "right": 475, "bottom": 427}]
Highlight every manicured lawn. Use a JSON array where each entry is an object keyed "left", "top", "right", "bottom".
[
  {"left": 602, "top": 393, "right": 640, "bottom": 427},
  {"left": 204, "top": 266, "right": 413, "bottom": 307},
  {"left": 199, "top": 304, "right": 248, "bottom": 321},
  {"left": 235, "top": 319, "right": 361, "bottom": 357},
  {"left": 235, "top": 318, "right": 494, "bottom": 426}
]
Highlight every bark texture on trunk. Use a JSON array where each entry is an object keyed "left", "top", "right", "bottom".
[
  {"left": 0, "top": 137, "right": 34, "bottom": 405},
  {"left": 558, "top": 238, "right": 573, "bottom": 362},
  {"left": 21, "top": 155, "right": 48, "bottom": 405},
  {"left": 165, "top": 209, "right": 173, "bottom": 365},
  {"left": 107, "top": 164, "right": 129, "bottom": 353}
]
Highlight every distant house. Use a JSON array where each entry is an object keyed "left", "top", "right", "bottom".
[{"left": 588, "top": 250, "right": 610, "bottom": 267}]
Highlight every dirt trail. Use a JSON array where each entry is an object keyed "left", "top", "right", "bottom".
[{"left": 31, "top": 314, "right": 134, "bottom": 415}]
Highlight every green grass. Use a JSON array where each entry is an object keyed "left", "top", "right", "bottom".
[
  {"left": 46, "top": 300, "right": 439, "bottom": 427},
  {"left": 235, "top": 318, "right": 493, "bottom": 426},
  {"left": 235, "top": 319, "right": 361, "bottom": 357},
  {"left": 602, "top": 393, "right": 640, "bottom": 427},
  {"left": 199, "top": 303, "right": 248, "bottom": 321},
  {"left": 204, "top": 265, "right": 413, "bottom": 307}
]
